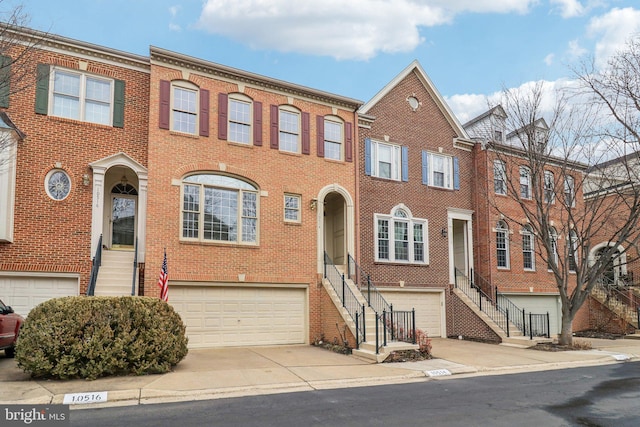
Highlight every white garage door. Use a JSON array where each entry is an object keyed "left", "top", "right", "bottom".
[
  {"left": 170, "top": 285, "right": 307, "bottom": 348},
  {"left": 0, "top": 274, "right": 79, "bottom": 317},
  {"left": 379, "top": 289, "right": 445, "bottom": 338},
  {"left": 504, "top": 294, "right": 561, "bottom": 335}
]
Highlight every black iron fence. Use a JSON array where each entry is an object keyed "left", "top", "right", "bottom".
[
  {"left": 87, "top": 234, "right": 103, "bottom": 296},
  {"left": 347, "top": 254, "right": 392, "bottom": 315}
]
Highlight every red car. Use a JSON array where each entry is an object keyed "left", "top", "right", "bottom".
[{"left": 0, "top": 299, "right": 23, "bottom": 358}]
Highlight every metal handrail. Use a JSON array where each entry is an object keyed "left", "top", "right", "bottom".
[
  {"left": 324, "top": 252, "right": 366, "bottom": 347},
  {"left": 87, "top": 234, "right": 103, "bottom": 296},
  {"left": 596, "top": 277, "right": 640, "bottom": 326},
  {"left": 131, "top": 237, "right": 138, "bottom": 296},
  {"left": 347, "top": 254, "right": 392, "bottom": 315}
]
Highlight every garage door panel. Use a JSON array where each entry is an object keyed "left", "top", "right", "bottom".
[
  {"left": 0, "top": 275, "right": 79, "bottom": 316},
  {"left": 380, "top": 290, "right": 444, "bottom": 338},
  {"left": 170, "top": 286, "right": 306, "bottom": 348},
  {"left": 504, "top": 295, "right": 561, "bottom": 335}
]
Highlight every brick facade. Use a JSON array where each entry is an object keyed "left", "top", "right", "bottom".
[{"left": 0, "top": 29, "right": 149, "bottom": 295}]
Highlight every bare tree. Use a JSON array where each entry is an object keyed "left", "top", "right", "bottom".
[
  {"left": 481, "top": 51, "right": 640, "bottom": 345},
  {"left": 0, "top": 2, "right": 48, "bottom": 168}
]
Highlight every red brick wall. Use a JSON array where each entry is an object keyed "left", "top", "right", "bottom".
[
  {"left": 446, "top": 288, "right": 502, "bottom": 343},
  {"left": 320, "top": 284, "right": 356, "bottom": 348},
  {"left": 357, "top": 69, "right": 474, "bottom": 288},
  {"left": 574, "top": 296, "right": 636, "bottom": 334},
  {"left": 145, "top": 62, "right": 358, "bottom": 343},
  {"left": 0, "top": 42, "right": 149, "bottom": 293}
]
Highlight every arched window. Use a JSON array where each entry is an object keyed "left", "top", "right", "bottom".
[
  {"left": 496, "top": 220, "right": 509, "bottom": 269},
  {"left": 375, "top": 205, "right": 428, "bottom": 264},
  {"left": 181, "top": 174, "right": 258, "bottom": 244},
  {"left": 522, "top": 225, "right": 535, "bottom": 270}
]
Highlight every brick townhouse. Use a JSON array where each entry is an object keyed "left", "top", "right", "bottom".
[
  {"left": 0, "top": 26, "right": 150, "bottom": 315},
  {"left": 356, "top": 61, "right": 483, "bottom": 340},
  {"left": 464, "top": 106, "right": 588, "bottom": 335}
]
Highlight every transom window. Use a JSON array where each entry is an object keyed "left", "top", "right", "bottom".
[
  {"left": 496, "top": 220, "right": 509, "bottom": 269},
  {"left": 375, "top": 206, "right": 428, "bottom": 264},
  {"left": 279, "top": 109, "right": 300, "bottom": 153},
  {"left": 51, "top": 68, "right": 113, "bottom": 125},
  {"left": 520, "top": 166, "right": 531, "bottom": 199},
  {"left": 324, "top": 119, "right": 343, "bottom": 161},
  {"left": 173, "top": 85, "right": 197, "bottom": 134},
  {"left": 494, "top": 160, "right": 506, "bottom": 195},
  {"left": 229, "top": 97, "right": 251, "bottom": 144},
  {"left": 522, "top": 225, "right": 535, "bottom": 271},
  {"left": 284, "top": 194, "right": 301, "bottom": 222},
  {"left": 181, "top": 174, "right": 258, "bottom": 244}
]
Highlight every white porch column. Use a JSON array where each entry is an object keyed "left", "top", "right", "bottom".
[
  {"left": 90, "top": 166, "right": 106, "bottom": 257},
  {"left": 136, "top": 173, "right": 148, "bottom": 263}
]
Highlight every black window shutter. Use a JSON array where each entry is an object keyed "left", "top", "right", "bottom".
[{"left": 113, "top": 79, "right": 125, "bottom": 128}]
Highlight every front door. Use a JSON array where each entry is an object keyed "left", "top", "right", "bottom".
[{"left": 111, "top": 195, "right": 136, "bottom": 248}]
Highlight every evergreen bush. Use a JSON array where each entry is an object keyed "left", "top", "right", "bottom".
[{"left": 15, "top": 296, "right": 188, "bottom": 380}]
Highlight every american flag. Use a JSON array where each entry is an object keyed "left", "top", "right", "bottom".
[{"left": 158, "top": 250, "right": 168, "bottom": 302}]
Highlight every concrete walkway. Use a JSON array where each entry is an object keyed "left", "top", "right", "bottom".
[{"left": 1, "top": 337, "right": 639, "bottom": 409}]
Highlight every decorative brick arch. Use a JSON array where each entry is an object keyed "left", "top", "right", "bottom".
[{"left": 315, "top": 184, "right": 355, "bottom": 273}]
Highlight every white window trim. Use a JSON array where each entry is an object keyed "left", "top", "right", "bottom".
[
  {"left": 324, "top": 116, "right": 344, "bottom": 161},
  {"left": 49, "top": 67, "right": 114, "bottom": 125},
  {"left": 284, "top": 193, "right": 301, "bottom": 223},
  {"left": 521, "top": 226, "right": 535, "bottom": 271},
  {"left": 520, "top": 166, "right": 531, "bottom": 199},
  {"left": 568, "top": 230, "right": 578, "bottom": 272},
  {"left": 495, "top": 220, "right": 510, "bottom": 269},
  {"left": 427, "top": 152, "right": 453, "bottom": 189},
  {"left": 564, "top": 175, "right": 576, "bottom": 207},
  {"left": 180, "top": 174, "right": 259, "bottom": 245},
  {"left": 371, "top": 139, "right": 402, "bottom": 181},
  {"left": 171, "top": 81, "right": 199, "bottom": 135},
  {"left": 279, "top": 105, "right": 301, "bottom": 153},
  {"left": 374, "top": 205, "right": 429, "bottom": 264},
  {"left": 228, "top": 93, "right": 253, "bottom": 144},
  {"left": 45, "top": 168, "right": 72, "bottom": 201},
  {"left": 544, "top": 171, "right": 555, "bottom": 204},
  {"left": 494, "top": 160, "right": 506, "bottom": 195}
]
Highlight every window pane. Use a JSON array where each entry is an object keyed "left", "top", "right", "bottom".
[
  {"left": 85, "top": 78, "right": 111, "bottom": 103},
  {"left": 394, "top": 221, "right": 409, "bottom": 261},
  {"left": 174, "top": 88, "right": 196, "bottom": 113},
  {"left": 52, "top": 95, "right": 80, "bottom": 120},
  {"left": 53, "top": 71, "right": 80, "bottom": 97},
  {"left": 414, "top": 223, "right": 424, "bottom": 262},
  {"left": 204, "top": 188, "right": 237, "bottom": 242},
  {"left": 378, "top": 219, "right": 389, "bottom": 260},
  {"left": 280, "top": 110, "right": 299, "bottom": 133},
  {"left": 325, "top": 141, "right": 341, "bottom": 160},
  {"left": 284, "top": 195, "right": 300, "bottom": 221},
  {"left": 85, "top": 101, "right": 111, "bottom": 125},
  {"left": 229, "top": 100, "right": 251, "bottom": 144},
  {"left": 324, "top": 120, "right": 342, "bottom": 160}
]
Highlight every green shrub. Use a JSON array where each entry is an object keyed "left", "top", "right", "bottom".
[{"left": 16, "top": 296, "right": 188, "bottom": 380}]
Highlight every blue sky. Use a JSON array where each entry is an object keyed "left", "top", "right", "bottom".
[{"left": 22, "top": 0, "right": 640, "bottom": 122}]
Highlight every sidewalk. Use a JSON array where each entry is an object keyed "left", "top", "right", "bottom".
[{"left": 1, "top": 337, "right": 639, "bottom": 409}]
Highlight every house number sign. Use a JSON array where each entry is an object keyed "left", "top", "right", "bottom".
[{"left": 63, "top": 391, "right": 108, "bottom": 405}]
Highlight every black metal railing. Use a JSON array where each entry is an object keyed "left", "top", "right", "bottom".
[
  {"left": 455, "top": 268, "right": 512, "bottom": 336},
  {"left": 527, "top": 313, "right": 551, "bottom": 339},
  {"left": 87, "top": 234, "right": 103, "bottom": 296},
  {"left": 347, "top": 254, "right": 392, "bottom": 315},
  {"left": 596, "top": 276, "right": 640, "bottom": 327},
  {"left": 131, "top": 237, "right": 138, "bottom": 296},
  {"left": 324, "top": 252, "right": 366, "bottom": 347}
]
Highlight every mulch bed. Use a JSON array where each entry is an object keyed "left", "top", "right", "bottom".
[{"left": 383, "top": 349, "right": 432, "bottom": 363}]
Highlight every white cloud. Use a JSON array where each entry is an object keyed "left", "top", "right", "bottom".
[
  {"left": 567, "top": 39, "right": 587, "bottom": 58},
  {"left": 550, "top": 0, "right": 585, "bottom": 18},
  {"left": 587, "top": 7, "right": 640, "bottom": 68},
  {"left": 195, "top": 0, "right": 537, "bottom": 60},
  {"left": 544, "top": 53, "right": 555, "bottom": 65}
]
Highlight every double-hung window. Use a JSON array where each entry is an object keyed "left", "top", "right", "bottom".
[
  {"left": 279, "top": 109, "right": 300, "bottom": 153},
  {"left": 544, "top": 171, "right": 555, "bottom": 204},
  {"left": 564, "top": 175, "right": 575, "bottom": 207},
  {"left": 522, "top": 225, "right": 535, "bottom": 270},
  {"left": 173, "top": 85, "right": 197, "bottom": 134},
  {"left": 229, "top": 97, "right": 251, "bottom": 144},
  {"left": 494, "top": 160, "right": 506, "bottom": 195},
  {"left": 375, "top": 207, "right": 428, "bottom": 264},
  {"left": 324, "top": 119, "right": 343, "bottom": 161},
  {"left": 284, "top": 194, "right": 301, "bottom": 223},
  {"left": 520, "top": 166, "right": 531, "bottom": 199},
  {"left": 370, "top": 140, "right": 402, "bottom": 180},
  {"left": 50, "top": 68, "right": 114, "bottom": 125},
  {"left": 421, "top": 151, "right": 459, "bottom": 190},
  {"left": 181, "top": 174, "right": 258, "bottom": 244},
  {"left": 496, "top": 220, "right": 509, "bottom": 269}
]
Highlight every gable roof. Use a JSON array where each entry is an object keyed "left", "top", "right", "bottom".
[
  {"left": 462, "top": 105, "right": 507, "bottom": 129},
  {"left": 359, "top": 60, "right": 470, "bottom": 140}
]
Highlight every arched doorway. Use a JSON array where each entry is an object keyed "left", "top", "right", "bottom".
[
  {"left": 324, "top": 192, "right": 346, "bottom": 265},
  {"left": 594, "top": 245, "right": 625, "bottom": 286}
]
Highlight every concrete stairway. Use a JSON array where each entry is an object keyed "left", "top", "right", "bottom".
[
  {"left": 322, "top": 272, "right": 418, "bottom": 363},
  {"left": 590, "top": 286, "right": 639, "bottom": 328},
  {"left": 94, "top": 250, "right": 136, "bottom": 296}
]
